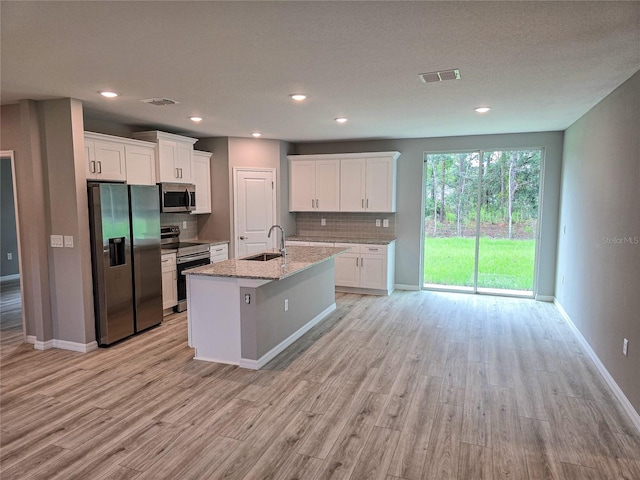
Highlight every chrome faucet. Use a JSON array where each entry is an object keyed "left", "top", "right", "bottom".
[{"left": 268, "top": 224, "right": 286, "bottom": 258}]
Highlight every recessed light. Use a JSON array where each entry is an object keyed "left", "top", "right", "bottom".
[
  {"left": 290, "top": 94, "right": 308, "bottom": 101},
  {"left": 475, "top": 107, "right": 491, "bottom": 113},
  {"left": 189, "top": 116, "right": 203, "bottom": 122},
  {"left": 251, "top": 132, "right": 262, "bottom": 138},
  {"left": 335, "top": 117, "right": 348, "bottom": 124},
  {"left": 100, "top": 91, "right": 118, "bottom": 98}
]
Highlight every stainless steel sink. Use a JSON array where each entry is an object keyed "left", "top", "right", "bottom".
[{"left": 244, "top": 252, "right": 283, "bottom": 262}]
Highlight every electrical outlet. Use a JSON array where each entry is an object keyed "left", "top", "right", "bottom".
[
  {"left": 50, "top": 235, "right": 64, "bottom": 248},
  {"left": 375, "top": 219, "right": 381, "bottom": 227},
  {"left": 623, "top": 338, "right": 629, "bottom": 356},
  {"left": 64, "top": 235, "right": 74, "bottom": 248},
  {"left": 244, "top": 294, "right": 251, "bottom": 304},
  {"left": 321, "top": 218, "right": 326, "bottom": 226},
  {"left": 284, "top": 299, "right": 288, "bottom": 311},
  {"left": 383, "top": 219, "right": 389, "bottom": 228},
  {"left": 6, "top": 253, "right": 12, "bottom": 260},
  {"left": 182, "top": 221, "right": 187, "bottom": 229}
]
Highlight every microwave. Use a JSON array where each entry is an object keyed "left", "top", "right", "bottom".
[{"left": 159, "top": 182, "right": 196, "bottom": 213}]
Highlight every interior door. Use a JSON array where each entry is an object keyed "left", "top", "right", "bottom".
[{"left": 235, "top": 169, "right": 276, "bottom": 257}]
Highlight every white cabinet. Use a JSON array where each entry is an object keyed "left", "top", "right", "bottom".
[
  {"left": 161, "top": 252, "right": 177, "bottom": 311},
  {"left": 84, "top": 132, "right": 156, "bottom": 185},
  {"left": 192, "top": 151, "right": 212, "bottom": 214},
  {"left": 334, "top": 242, "right": 395, "bottom": 294},
  {"left": 209, "top": 243, "right": 229, "bottom": 263},
  {"left": 288, "top": 152, "right": 399, "bottom": 213},
  {"left": 84, "top": 137, "right": 126, "bottom": 182},
  {"left": 288, "top": 158, "right": 340, "bottom": 212},
  {"left": 340, "top": 155, "right": 398, "bottom": 212},
  {"left": 133, "top": 131, "right": 197, "bottom": 184},
  {"left": 124, "top": 144, "right": 156, "bottom": 185}
]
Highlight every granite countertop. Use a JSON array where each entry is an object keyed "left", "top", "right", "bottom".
[
  {"left": 286, "top": 235, "right": 396, "bottom": 245},
  {"left": 184, "top": 246, "right": 349, "bottom": 281}
]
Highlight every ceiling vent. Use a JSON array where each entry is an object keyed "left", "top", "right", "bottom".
[
  {"left": 419, "top": 69, "right": 461, "bottom": 84},
  {"left": 140, "top": 98, "right": 179, "bottom": 106}
]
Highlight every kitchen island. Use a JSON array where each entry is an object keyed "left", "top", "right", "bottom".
[{"left": 184, "top": 246, "right": 347, "bottom": 369}]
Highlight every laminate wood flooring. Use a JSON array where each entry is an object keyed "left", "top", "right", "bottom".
[
  {"left": 0, "top": 278, "right": 22, "bottom": 332},
  {"left": 1, "top": 291, "right": 639, "bottom": 479}
]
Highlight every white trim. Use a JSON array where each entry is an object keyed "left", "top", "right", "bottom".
[
  {"left": 25, "top": 335, "right": 98, "bottom": 353},
  {"left": 193, "top": 354, "right": 238, "bottom": 366},
  {"left": 288, "top": 151, "right": 400, "bottom": 162},
  {"left": 394, "top": 284, "right": 420, "bottom": 291},
  {"left": 535, "top": 294, "right": 554, "bottom": 302},
  {"left": 239, "top": 303, "right": 336, "bottom": 370},
  {"left": 34, "top": 339, "right": 54, "bottom": 351},
  {"left": 53, "top": 339, "right": 98, "bottom": 353},
  {"left": 0, "top": 274, "right": 20, "bottom": 282},
  {"left": 554, "top": 298, "right": 640, "bottom": 434}
]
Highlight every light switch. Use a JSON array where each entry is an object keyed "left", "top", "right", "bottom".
[
  {"left": 50, "top": 235, "right": 64, "bottom": 248},
  {"left": 375, "top": 219, "right": 381, "bottom": 227},
  {"left": 383, "top": 219, "right": 389, "bottom": 228},
  {"left": 64, "top": 235, "right": 74, "bottom": 248}
]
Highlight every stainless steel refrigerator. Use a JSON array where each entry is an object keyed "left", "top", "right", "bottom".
[{"left": 88, "top": 183, "right": 162, "bottom": 346}]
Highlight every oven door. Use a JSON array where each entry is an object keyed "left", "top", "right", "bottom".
[
  {"left": 160, "top": 183, "right": 196, "bottom": 213},
  {"left": 175, "top": 251, "right": 210, "bottom": 312}
]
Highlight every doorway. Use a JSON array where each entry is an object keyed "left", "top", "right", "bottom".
[
  {"left": 423, "top": 148, "right": 543, "bottom": 296},
  {"left": 233, "top": 168, "right": 277, "bottom": 258},
  {"left": 1, "top": 151, "right": 24, "bottom": 343}
]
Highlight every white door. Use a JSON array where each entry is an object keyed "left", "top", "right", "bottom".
[
  {"left": 359, "top": 254, "right": 387, "bottom": 289},
  {"left": 315, "top": 159, "right": 341, "bottom": 211},
  {"left": 340, "top": 158, "right": 366, "bottom": 211},
  {"left": 235, "top": 169, "right": 276, "bottom": 257},
  {"left": 289, "top": 160, "right": 315, "bottom": 211},
  {"left": 365, "top": 157, "right": 394, "bottom": 212}
]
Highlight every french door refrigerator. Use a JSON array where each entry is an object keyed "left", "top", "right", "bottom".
[{"left": 88, "top": 183, "right": 162, "bottom": 346}]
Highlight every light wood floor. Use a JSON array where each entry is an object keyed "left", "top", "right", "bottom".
[
  {"left": 0, "top": 278, "right": 22, "bottom": 332},
  {"left": 1, "top": 291, "right": 638, "bottom": 479}
]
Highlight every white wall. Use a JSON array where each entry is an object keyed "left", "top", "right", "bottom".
[
  {"left": 556, "top": 70, "right": 640, "bottom": 413},
  {"left": 295, "top": 131, "right": 564, "bottom": 295}
]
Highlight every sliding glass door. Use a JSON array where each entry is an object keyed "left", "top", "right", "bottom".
[{"left": 423, "top": 148, "right": 542, "bottom": 296}]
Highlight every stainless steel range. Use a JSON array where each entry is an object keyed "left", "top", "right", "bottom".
[{"left": 161, "top": 225, "right": 210, "bottom": 312}]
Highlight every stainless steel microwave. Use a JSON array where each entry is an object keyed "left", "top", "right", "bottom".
[{"left": 159, "top": 182, "right": 196, "bottom": 213}]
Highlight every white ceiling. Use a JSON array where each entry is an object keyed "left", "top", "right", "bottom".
[{"left": 2, "top": 1, "right": 639, "bottom": 142}]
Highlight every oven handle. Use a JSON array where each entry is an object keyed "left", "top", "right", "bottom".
[{"left": 177, "top": 252, "right": 211, "bottom": 264}]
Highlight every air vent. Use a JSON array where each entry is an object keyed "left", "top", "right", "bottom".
[
  {"left": 140, "top": 98, "right": 179, "bottom": 106},
  {"left": 419, "top": 69, "right": 461, "bottom": 84}
]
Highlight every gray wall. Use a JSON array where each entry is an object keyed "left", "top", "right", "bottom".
[
  {"left": 295, "top": 131, "right": 564, "bottom": 295},
  {"left": 1, "top": 158, "right": 19, "bottom": 277},
  {"left": 556, "top": 70, "right": 640, "bottom": 413}
]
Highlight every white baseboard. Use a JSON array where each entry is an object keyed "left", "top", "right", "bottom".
[
  {"left": 239, "top": 303, "right": 337, "bottom": 370},
  {"left": 193, "top": 354, "right": 238, "bottom": 366},
  {"left": 394, "top": 284, "right": 420, "bottom": 291},
  {"left": 25, "top": 335, "right": 98, "bottom": 353},
  {"left": 0, "top": 274, "right": 20, "bottom": 282},
  {"left": 535, "top": 294, "right": 554, "bottom": 302},
  {"left": 554, "top": 298, "right": 640, "bottom": 434}
]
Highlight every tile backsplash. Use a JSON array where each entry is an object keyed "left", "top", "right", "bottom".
[
  {"left": 160, "top": 213, "right": 198, "bottom": 241},
  {"left": 295, "top": 212, "right": 396, "bottom": 240}
]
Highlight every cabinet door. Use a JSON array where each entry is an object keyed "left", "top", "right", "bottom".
[
  {"left": 176, "top": 143, "right": 193, "bottom": 183},
  {"left": 289, "top": 160, "right": 316, "bottom": 211},
  {"left": 340, "top": 158, "right": 366, "bottom": 211},
  {"left": 335, "top": 253, "right": 360, "bottom": 287},
  {"left": 315, "top": 159, "right": 340, "bottom": 211},
  {"left": 359, "top": 253, "right": 387, "bottom": 289},
  {"left": 84, "top": 139, "right": 96, "bottom": 179},
  {"left": 161, "top": 255, "right": 177, "bottom": 310},
  {"left": 158, "top": 140, "right": 178, "bottom": 182},
  {"left": 192, "top": 153, "right": 211, "bottom": 214},
  {"left": 94, "top": 141, "right": 126, "bottom": 181},
  {"left": 365, "top": 157, "right": 396, "bottom": 212},
  {"left": 125, "top": 144, "right": 156, "bottom": 185}
]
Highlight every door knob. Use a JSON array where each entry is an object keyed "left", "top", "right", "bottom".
[{"left": 239, "top": 236, "right": 247, "bottom": 240}]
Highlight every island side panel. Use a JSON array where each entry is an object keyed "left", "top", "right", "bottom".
[
  {"left": 188, "top": 275, "right": 242, "bottom": 365},
  {"left": 240, "top": 259, "right": 336, "bottom": 364}
]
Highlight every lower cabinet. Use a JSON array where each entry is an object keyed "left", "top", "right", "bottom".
[
  {"left": 161, "top": 253, "right": 177, "bottom": 311},
  {"left": 334, "top": 242, "right": 395, "bottom": 295},
  {"left": 210, "top": 243, "right": 229, "bottom": 263}
]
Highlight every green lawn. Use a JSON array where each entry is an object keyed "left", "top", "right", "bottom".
[{"left": 424, "top": 237, "right": 535, "bottom": 291}]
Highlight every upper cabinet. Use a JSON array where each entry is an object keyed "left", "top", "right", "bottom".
[
  {"left": 289, "top": 158, "right": 340, "bottom": 211},
  {"left": 84, "top": 132, "right": 155, "bottom": 185},
  {"left": 192, "top": 150, "right": 212, "bottom": 214},
  {"left": 132, "top": 131, "right": 197, "bottom": 184},
  {"left": 288, "top": 152, "right": 399, "bottom": 213}
]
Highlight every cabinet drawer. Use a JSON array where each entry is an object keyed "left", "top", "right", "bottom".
[
  {"left": 335, "top": 242, "right": 360, "bottom": 253},
  {"left": 361, "top": 245, "right": 387, "bottom": 255},
  {"left": 161, "top": 253, "right": 176, "bottom": 269}
]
